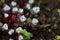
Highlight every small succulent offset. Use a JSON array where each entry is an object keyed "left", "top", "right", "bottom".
[
  {"left": 28, "top": 0, "right": 34, "bottom": 4},
  {"left": 32, "top": 18, "right": 39, "bottom": 25},
  {"left": 8, "top": 29, "right": 14, "bottom": 35},
  {"left": 4, "top": 13, "right": 9, "bottom": 18},
  {"left": 2, "top": 23, "right": 8, "bottom": 30},
  {"left": 3, "top": 4, "right": 11, "bottom": 11},
  {"left": 11, "top": 1, "right": 17, "bottom": 7},
  {"left": 26, "top": 4, "right": 31, "bottom": 10},
  {"left": 19, "top": 15, "right": 26, "bottom": 22},
  {"left": 12, "top": 7, "right": 18, "bottom": 13},
  {"left": 20, "top": 29, "right": 33, "bottom": 39},
  {"left": 18, "top": 35, "right": 24, "bottom": 40}
]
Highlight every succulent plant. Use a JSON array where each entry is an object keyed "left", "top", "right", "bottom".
[{"left": 0, "top": 0, "right": 60, "bottom": 40}]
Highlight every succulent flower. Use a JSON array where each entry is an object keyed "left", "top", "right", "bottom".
[
  {"left": 2, "top": 23, "right": 8, "bottom": 30},
  {"left": 12, "top": 7, "right": 18, "bottom": 13},
  {"left": 4, "top": 13, "right": 9, "bottom": 18},
  {"left": 11, "top": 1, "right": 17, "bottom": 7},
  {"left": 32, "top": 18, "right": 39, "bottom": 25},
  {"left": 15, "top": 27, "right": 22, "bottom": 33},
  {"left": 9, "top": 38, "right": 13, "bottom": 40},
  {"left": 18, "top": 8, "right": 24, "bottom": 14},
  {"left": 3, "top": 4, "right": 10, "bottom": 11},
  {"left": 28, "top": 0, "right": 34, "bottom": 4},
  {"left": 32, "top": 7, "right": 40, "bottom": 14},
  {"left": 8, "top": 29, "right": 14, "bottom": 35},
  {"left": 19, "top": 15, "right": 26, "bottom": 22},
  {"left": 18, "top": 35, "right": 24, "bottom": 40},
  {"left": 26, "top": 4, "right": 31, "bottom": 10}
]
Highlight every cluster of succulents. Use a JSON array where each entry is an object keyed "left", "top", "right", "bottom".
[{"left": 0, "top": 0, "right": 60, "bottom": 40}]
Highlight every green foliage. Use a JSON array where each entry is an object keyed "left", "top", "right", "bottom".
[
  {"left": 20, "top": 29, "right": 33, "bottom": 39},
  {"left": 27, "top": 18, "right": 32, "bottom": 23}
]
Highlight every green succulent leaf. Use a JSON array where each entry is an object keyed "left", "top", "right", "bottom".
[
  {"left": 20, "top": 29, "right": 33, "bottom": 39},
  {"left": 27, "top": 18, "right": 32, "bottom": 23},
  {"left": 20, "top": 29, "right": 27, "bottom": 34}
]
